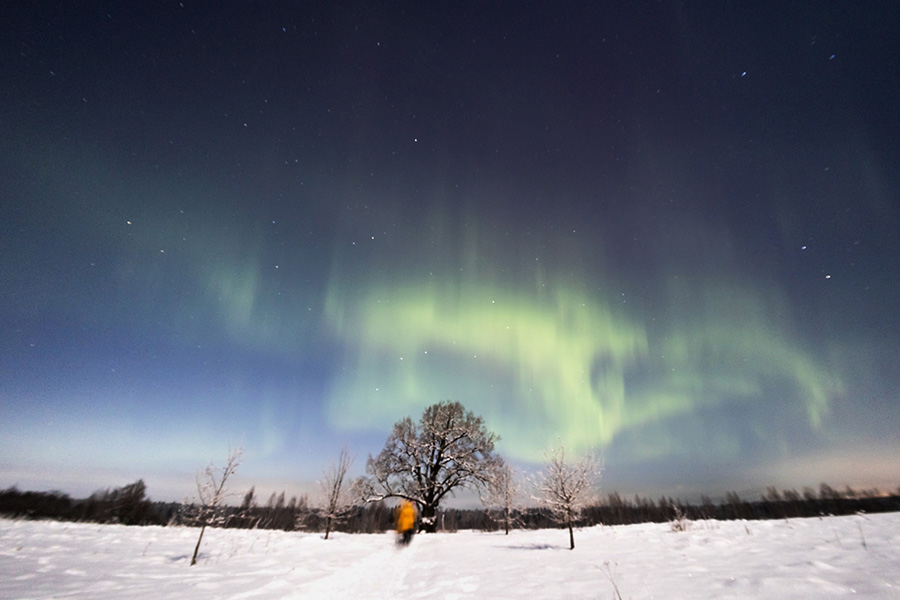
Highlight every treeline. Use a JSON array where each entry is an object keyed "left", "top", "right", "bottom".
[
  {"left": 0, "top": 481, "right": 173, "bottom": 526},
  {"left": 3, "top": 481, "right": 899, "bottom": 533},
  {"left": 505, "top": 484, "right": 900, "bottom": 531},
  {"left": 201, "top": 487, "right": 396, "bottom": 533},
  {"left": 419, "top": 484, "right": 900, "bottom": 532},
  {"left": 0, "top": 482, "right": 395, "bottom": 533}
]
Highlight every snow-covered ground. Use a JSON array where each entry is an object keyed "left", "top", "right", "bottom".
[{"left": 1, "top": 513, "right": 898, "bottom": 599}]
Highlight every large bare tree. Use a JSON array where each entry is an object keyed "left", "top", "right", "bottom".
[
  {"left": 188, "top": 446, "right": 243, "bottom": 566},
  {"left": 532, "top": 445, "right": 601, "bottom": 549},
  {"left": 357, "top": 401, "right": 504, "bottom": 532}
]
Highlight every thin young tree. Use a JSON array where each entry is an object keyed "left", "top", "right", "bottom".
[
  {"left": 319, "top": 446, "right": 354, "bottom": 539},
  {"left": 356, "top": 401, "right": 504, "bottom": 532},
  {"left": 482, "top": 462, "right": 522, "bottom": 534},
  {"left": 533, "top": 445, "right": 601, "bottom": 549},
  {"left": 189, "top": 446, "right": 243, "bottom": 566}
]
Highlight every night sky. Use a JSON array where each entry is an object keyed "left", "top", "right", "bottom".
[{"left": 2, "top": 2, "right": 899, "bottom": 503}]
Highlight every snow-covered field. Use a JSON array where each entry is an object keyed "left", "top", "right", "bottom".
[{"left": 1, "top": 513, "right": 898, "bottom": 599}]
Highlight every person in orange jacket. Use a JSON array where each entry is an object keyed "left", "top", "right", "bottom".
[{"left": 395, "top": 500, "right": 417, "bottom": 545}]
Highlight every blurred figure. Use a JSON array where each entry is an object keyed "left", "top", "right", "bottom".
[{"left": 395, "top": 500, "right": 417, "bottom": 546}]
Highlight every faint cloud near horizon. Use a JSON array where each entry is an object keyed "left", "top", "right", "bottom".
[{"left": 749, "top": 444, "right": 900, "bottom": 494}]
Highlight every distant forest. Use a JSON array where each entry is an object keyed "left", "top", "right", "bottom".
[{"left": 2, "top": 481, "right": 898, "bottom": 533}]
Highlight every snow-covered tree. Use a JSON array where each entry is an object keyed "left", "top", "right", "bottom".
[
  {"left": 532, "top": 445, "right": 601, "bottom": 549},
  {"left": 357, "top": 401, "right": 504, "bottom": 532},
  {"left": 319, "top": 447, "right": 354, "bottom": 539},
  {"left": 481, "top": 462, "right": 522, "bottom": 534},
  {"left": 188, "top": 446, "right": 243, "bottom": 566}
]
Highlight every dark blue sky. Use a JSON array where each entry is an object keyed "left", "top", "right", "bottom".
[{"left": 2, "top": 1, "right": 898, "bottom": 502}]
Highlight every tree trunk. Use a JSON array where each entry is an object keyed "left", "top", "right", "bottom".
[
  {"left": 568, "top": 520, "right": 575, "bottom": 550},
  {"left": 420, "top": 503, "right": 436, "bottom": 533},
  {"left": 324, "top": 516, "right": 332, "bottom": 540},
  {"left": 191, "top": 524, "right": 206, "bottom": 566}
]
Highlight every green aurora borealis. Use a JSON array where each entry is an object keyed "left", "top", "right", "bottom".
[
  {"left": 2, "top": 1, "right": 898, "bottom": 500},
  {"left": 321, "top": 211, "right": 840, "bottom": 463}
]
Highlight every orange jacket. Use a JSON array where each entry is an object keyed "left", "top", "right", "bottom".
[{"left": 396, "top": 501, "right": 417, "bottom": 532}]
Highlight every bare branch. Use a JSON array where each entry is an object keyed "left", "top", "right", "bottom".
[
  {"left": 532, "top": 444, "right": 602, "bottom": 549},
  {"left": 188, "top": 446, "right": 244, "bottom": 565},
  {"left": 481, "top": 462, "right": 524, "bottom": 534},
  {"left": 317, "top": 447, "right": 355, "bottom": 539},
  {"left": 364, "top": 401, "right": 504, "bottom": 532}
]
